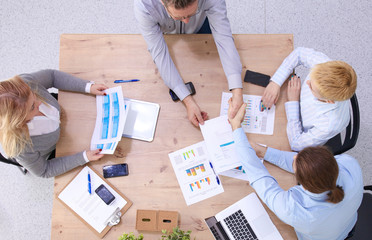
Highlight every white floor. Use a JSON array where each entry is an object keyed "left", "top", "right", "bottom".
[{"left": 0, "top": 1, "right": 371, "bottom": 239}]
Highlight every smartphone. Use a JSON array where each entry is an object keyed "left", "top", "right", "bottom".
[
  {"left": 103, "top": 163, "right": 129, "bottom": 178},
  {"left": 95, "top": 184, "right": 116, "bottom": 205},
  {"left": 169, "top": 82, "right": 196, "bottom": 102},
  {"left": 244, "top": 70, "right": 271, "bottom": 87}
]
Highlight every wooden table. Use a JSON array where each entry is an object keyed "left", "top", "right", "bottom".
[{"left": 52, "top": 34, "right": 296, "bottom": 239}]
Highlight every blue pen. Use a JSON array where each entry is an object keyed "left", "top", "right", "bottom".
[
  {"left": 88, "top": 171, "right": 92, "bottom": 194},
  {"left": 114, "top": 79, "right": 140, "bottom": 83},
  {"left": 209, "top": 162, "right": 220, "bottom": 185}
]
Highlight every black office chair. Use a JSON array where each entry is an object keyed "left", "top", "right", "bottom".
[
  {"left": 350, "top": 185, "right": 372, "bottom": 239},
  {"left": 0, "top": 154, "right": 27, "bottom": 174},
  {"left": 325, "top": 94, "right": 360, "bottom": 155}
]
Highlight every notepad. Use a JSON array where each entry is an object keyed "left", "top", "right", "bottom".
[{"left": 58, "top": 166, "right": 132, "bottom": 238}]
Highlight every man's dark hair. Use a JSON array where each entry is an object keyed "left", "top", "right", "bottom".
[{"left": 162, "top": 0, "right": 197, "bottom": 9}]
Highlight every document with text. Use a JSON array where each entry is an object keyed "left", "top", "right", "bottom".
[
  {"left": 58, "top": 166, "right": 127, "bottom": 233},
  {"left": 200, "top": 115, "right": 241, "bottom": 173},
  {"left": 169, "top": 141, "right": 224, "bottom": 206},
  {"left": 220, "top": 92, "right": 276, "bottom": 135},
  {"left": 90, "top": 86, "right": 128, "bottom": 154}
]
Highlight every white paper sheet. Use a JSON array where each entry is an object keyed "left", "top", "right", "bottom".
[
  {"left": 200, "top": 115, "right": 241, "bottom": 173},
  {"left": 58, "top": 166, "right": 127, "bottom": 233},
  {"left": 220, "top": 92, "right": 276, "bottom": 135},
  {"left": 168, "top": 141, "right": 224, "bottom": 206},
  {"left": 90, "top": 86, "right": 127, "bottom": 154}
]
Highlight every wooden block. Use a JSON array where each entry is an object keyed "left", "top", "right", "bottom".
[
  {"left": 157, "top": 210, "right": 178, "bottom": 232},
  {"left": 136, "top": 210, "right": 158, "bottom": 231}
]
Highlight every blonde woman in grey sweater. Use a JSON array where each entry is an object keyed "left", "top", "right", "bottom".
[{"left": 0, "top": 70, "right": 107, "bottom": 178}]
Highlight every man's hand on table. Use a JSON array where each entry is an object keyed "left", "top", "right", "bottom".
[
  {"left": 261, "top": 81, "right": 280, "bottom": 109},
  {"left": 182, "top": 95, "right": 208, "bottom": 127},
  {"left": 228, "top": 88, "right": 244, "bottom": 119}
]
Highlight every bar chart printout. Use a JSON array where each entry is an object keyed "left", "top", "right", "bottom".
[
  {"left": 220, "top": 92, "right": 275, "bottom": 135},
  {"left": 169, "top": 141, "right": 224, "bottom": 205}
]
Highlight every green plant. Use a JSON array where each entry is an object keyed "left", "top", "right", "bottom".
[
  {"left": 118, "top": 232, "right": 144, "bottom": 240},
  {"left": 161, "top": 227, "right": 194, "bottom": 240}
]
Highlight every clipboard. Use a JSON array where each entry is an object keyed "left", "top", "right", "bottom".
[{"left": 58, "top": 166, "right": 132, "bottom": 238}]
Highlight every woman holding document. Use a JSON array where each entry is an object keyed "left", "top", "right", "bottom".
[
  {"left": 0, "top": 69, "right": 107, "bottom": 178},
  {"left": 227, "top": 100, "right": 363, "bottom": 240}
]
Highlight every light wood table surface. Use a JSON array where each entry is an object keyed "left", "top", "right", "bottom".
[{"left": 52, "top": 34, "right": 296, "bottom": 240}]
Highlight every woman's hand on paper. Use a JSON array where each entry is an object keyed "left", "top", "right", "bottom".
[
  {"left": 87, "top": 149, "right": 104, "bottom": 162},
  {"left": 261, "top": 81, "right": 280, "bottom": 109},
  {"left": 90, "top": 84, "right": 109, "bottom": 96},
  {"left": 228, "top": 98, "right": 246, "bottom": 131},
  {"left": 183, "top": 95, "right": 208, "bottom": 127}
]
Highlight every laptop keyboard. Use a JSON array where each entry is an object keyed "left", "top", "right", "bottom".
[
  {"left": 224, "top": 210, "right": 258, "bottom": 240},
  {"left": 210, "top": 226, "right": 224, "bottom": 240}
]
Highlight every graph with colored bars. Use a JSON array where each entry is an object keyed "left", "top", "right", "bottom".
[
  {"left": 242, "top": 99, "right": 266, "bottom": 127},
  {"left": 183, "top": 149, "right": 196, "bottom": 160},
  {"left": 189, "top": 177, "right": 211, "bottom": 191},
  {"left": 186, "top": 164, "right": 206, "bottom": 176}
]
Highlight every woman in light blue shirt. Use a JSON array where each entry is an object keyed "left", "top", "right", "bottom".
[{"left": 228, "top": 102, "right": 363, "bottom": 240}]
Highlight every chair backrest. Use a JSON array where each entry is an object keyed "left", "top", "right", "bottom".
[
  {"left": 352, "top": 185, "right": 372, "bottom": 239},
  {"left": 324, "top": 94, "right": 360, "bottom": 155},
  {"left": 0, "top": 155, "right": 23, "bottom": 167}
]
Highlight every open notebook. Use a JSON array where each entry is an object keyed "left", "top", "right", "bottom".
[{"left": 58, "top": 166, "right": 132, "bottom": 238}]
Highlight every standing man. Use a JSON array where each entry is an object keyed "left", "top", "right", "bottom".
[{"left": 134, "top": 0, "right": 243, "bottom": 127}]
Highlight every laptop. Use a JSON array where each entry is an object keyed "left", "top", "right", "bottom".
[{"left": 205, "top": 193, "right": 283, "bottom": 240}]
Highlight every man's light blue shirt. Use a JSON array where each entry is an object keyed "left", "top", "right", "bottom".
[
  {"left": 233, "top": 128, "right": 363, "bottom": 240},
  {"left": 134, "top": 0, "right": 242, "bottom": 100}
]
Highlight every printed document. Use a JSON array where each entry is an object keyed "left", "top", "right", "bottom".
[
  {"left": 90, "top": 86, "right": 128, "bottom": 154},
  {"left": 169, "top": 141, "right": 224, "bottom": 206},
  {"left": 220, "top": 92, "right": 276, "bottom": 135},
  {"left": 200, "top": 115, "right": 241, "bottom": 173},
  {"left": 58, "top": 166, "right": 127, "bottom": 233}
]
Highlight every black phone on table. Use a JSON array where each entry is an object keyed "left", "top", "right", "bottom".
[
  {"left": 95, "top": 184, "right": 116, "bottom": 205},
  {"left": 169, "top": 82, "right": 196, "bottom": 102},
  {"left": 103, "top": 163, "right": 129, "bottom": 178},
  {"left": 244, "top": 70, "right": 271, "bottom": 87}
]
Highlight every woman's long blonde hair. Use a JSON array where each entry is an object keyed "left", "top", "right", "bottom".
[{"left": 0, "top": 76, "right": 33, "bottom": 158}]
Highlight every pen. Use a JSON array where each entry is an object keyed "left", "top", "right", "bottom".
[
  {"left": 257, "top": 143, "right": 267, "bottom": 148},
  {"left": 88, "top": 171, "right": 92, "bottom": 194},
  {"left": 209, "top": 161, "right": 220, "bottom": 185},
  {"left": 114, "top": 79, "right": 140, "bottom": 83}
]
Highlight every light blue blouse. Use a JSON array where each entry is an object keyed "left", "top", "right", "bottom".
[{"left": 233, "top": 128, "right": 363, "bottom": 240}]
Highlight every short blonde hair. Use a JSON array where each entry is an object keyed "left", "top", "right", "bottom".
[
  {"left": 310, "top": 61, "right": 357, "bottom": 101},
  {"left": 0, "top": 76, "right": 33, "bottom": 158}
]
